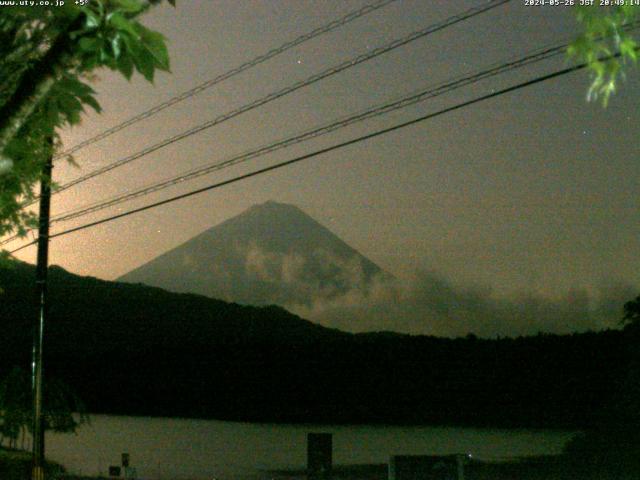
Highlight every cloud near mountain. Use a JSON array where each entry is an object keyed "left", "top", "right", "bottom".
[
  {"left": 292, "top": 268, "right": 636, "bottom": 337},
  {"left": 119, "top": 200, "right": 636, "bottom": 337}
]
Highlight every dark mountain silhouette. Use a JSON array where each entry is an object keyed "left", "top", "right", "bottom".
[
  {"left": 118, "top": 201, "right": 390, "bottom": 307},
  {"left": 0, "top": 259, "right": 634, "bottom": 427},
  {"left": 0, "top": 259, "right": 346, "bottom": 358}
]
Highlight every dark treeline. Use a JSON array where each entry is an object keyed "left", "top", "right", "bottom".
[{"left": 0, "top": 260, "right": 634, "bottom": 428}]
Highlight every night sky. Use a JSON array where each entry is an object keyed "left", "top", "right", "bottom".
[{"left": 9, "top": 0, "right": 640, "bottom": 336}]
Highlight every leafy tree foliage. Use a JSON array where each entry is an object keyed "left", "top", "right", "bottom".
[
  {"left": 622, "top": 295, "right": 640, "bottom": 327},
  {"left": 560, "top": 296, "right": 640, "bottom": 478},
  {"left": 0, "top": 367, "right": 88, "bottom": 450},
  {"left": 569, "top": 5, "right": 639, "bottom": 105},
  {"left": 0, "top": 0, "right": 174, "bottom": 240}
]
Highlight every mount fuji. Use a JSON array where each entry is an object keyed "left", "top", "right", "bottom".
[{"left": 118, "top": 201, "right": 390, "bottom": 308}]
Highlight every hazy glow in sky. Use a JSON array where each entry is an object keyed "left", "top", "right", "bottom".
[{"left": 8, "top": 0, "right": 640, "bottom": 335}]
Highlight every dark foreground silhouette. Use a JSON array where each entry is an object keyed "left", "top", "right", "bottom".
[{"left": 0, "top": 260, "right": 637, "bottom": 432}]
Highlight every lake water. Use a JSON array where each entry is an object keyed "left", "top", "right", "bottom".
[{"left": 45, "top": 415, "right": 577, "bottom": 480}]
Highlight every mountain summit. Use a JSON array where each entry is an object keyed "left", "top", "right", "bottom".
[{"left": 118, "top": 201, "right": 389, "bottom": 307}]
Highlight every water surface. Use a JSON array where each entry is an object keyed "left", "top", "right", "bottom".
[{"left": 46, "top": 415, "right": 577, "bottom": 480}]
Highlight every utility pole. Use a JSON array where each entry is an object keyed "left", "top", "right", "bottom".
[{"left": 32, "top": 140, "right": 53, "bottom": 480}]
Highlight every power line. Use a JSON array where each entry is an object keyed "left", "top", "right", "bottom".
[
  {"left": 46, "top": 0, "right": 510, "bottom": 196},
  {"left": 53, "top": 0, "right": 399, "bottom": 161},
  {"left": 1, "top": 37, "right": 565, "bottom": 248},
  {"left": 7, "top": 52, "right": 609, "bottom": 255},
  {"left": 6, "top": 25, "right": 638, "bottom": 248},
  {"left": 5, "top": 0, "right": 510, "bottom": 246},
  {"left": 10, "top": 20, "right": 640, "bottom": 241},
  {"left": 49, "top": 41, "right": 568, "bottom": 224}
]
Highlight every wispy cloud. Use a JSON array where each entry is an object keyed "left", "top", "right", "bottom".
[{"left": 287, "top": 269, "right": 637, "bottom": 338}]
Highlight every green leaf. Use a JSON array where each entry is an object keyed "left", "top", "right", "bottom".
[
  {"left": 92, "top": 0, "right": 105, "bottom": 19},
  {"left": 592, "top": 60, "right": 605, "bottom": 77},
  {"left": 78, "top": 36, "right": 100, "bottom": 53},
  {"left": 58, "top": 76, "right": 95, "bottom": 98},
  {"left": 108, "top": 12, "right": 139, "bottom": 37},
  {"left": 83, "top": 10, "right": 101, "bottom": 30},
  {"left": 135, "top": 23, "right": 170, "bottom": 71},
  {"left": 116, "top": 53, "right": 134, "bottom": 80},
  {"left": 568, "top": 35, "right": 590, "bottom": 58},
  {"left": 52, "top": 4, "right": 83, "bottom": 21},
  {"left": 60, "top": 95, "right": 84, "bottom": 124},
  {"left": 80, "top": 94, "right": 102, "bottom": 113},
  {"left": 113, "top": 0, "right": 145, "bottom": 14},
  {"left": 99, "top": 44, "right": 110, "bottom": 63},
  {"left": 619, "top": 36, "right": 638, "bottom": 62},
  {"left": 81, "top": 53, "right": 99, "bottom": 71},
  {"left": 111, "top": 34, "right": 122, "bottom": 59},
  {"left": 136, "top": 52, "right": 156, "bottom": 82},
  {"left": 44, "top": 101, "right": 59, "bottom": 127},
  {"left": 129, "top": 41, "right": 156, "bottom": 82}
]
